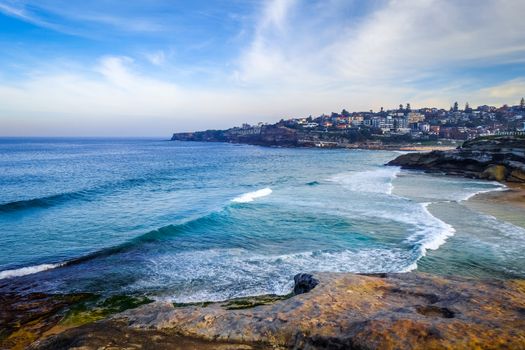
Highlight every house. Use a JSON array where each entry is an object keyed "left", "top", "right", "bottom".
[{"left": 408, "top": 112, "right": 425, "bottom": 124}]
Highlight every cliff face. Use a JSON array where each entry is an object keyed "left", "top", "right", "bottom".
[
  {"left": 171, "top": 126, "right": 371, "bottom": 148},
  {"left": 388, "top": 135, "right": 525, "bottom": 182},
  {"left": 171, "top": 126, "right": 299, "bottom": 147}
]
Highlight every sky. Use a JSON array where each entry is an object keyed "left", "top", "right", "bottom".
[{"left": 0, "top": 0, "right": 524, "bottom": 136}]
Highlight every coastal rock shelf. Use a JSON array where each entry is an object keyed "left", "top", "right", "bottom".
[
  {"left": 32, "top": 272, "right": 525, "bottom": 350},
  {"left": 388, "top": 135, "right": 525, "bottom": 183}
]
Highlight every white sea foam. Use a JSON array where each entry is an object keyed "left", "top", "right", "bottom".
[
  {"left": 133, "top": 247, "right": 416, "bottom": 303},
  {"left": 478, "top": 214, "right": 525, "bottom": 239},
  {"left": 231, "top": 188, "right": 272, "bottom": 203},
  {"left": 0, "top": 263, "right": 63, "bottom": 280},
  {"left": 405, "top": 203, "right": 456, "bottom": 258},
  {"left": 328, "top": 167, "right": 401, "bottom": 195}
]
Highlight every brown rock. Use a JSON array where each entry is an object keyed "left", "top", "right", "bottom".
[
  {"left": 509, "top": 169, "right": 525, "bottom": 182},
  {"left": 16, "top": 272, "right": 525, "bottom": 349},
  {"left": 387, "top": 135, "right": 525, "bottom": 183},
  {"left": 110, "top": 272, "right": 525, "bottom": 349},
  {"left": 481, "top": 165, "right": 508, "bottom": 181}
]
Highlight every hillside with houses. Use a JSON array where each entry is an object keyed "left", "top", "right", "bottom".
[{"left": 172, "top": 99, "right": 525, "bottom": 148}]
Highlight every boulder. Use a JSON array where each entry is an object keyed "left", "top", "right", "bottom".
[{"left": 293, "top": 273, "right": 319, "bottom": 295}]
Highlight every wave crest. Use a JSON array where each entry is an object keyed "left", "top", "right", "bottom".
[
  {"left": 0, "top": 263, "right": 63, "bottom": 280},
  {"left": 232, "top": 188, "right": 272, "bottom": 203}
]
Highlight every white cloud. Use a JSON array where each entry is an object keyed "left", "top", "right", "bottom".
[
  {"left": 236, "top": 0, "right": 525, "bottom": 87},
  {"left": 1, "top": 0, "right": 525, "bottom": 136}
]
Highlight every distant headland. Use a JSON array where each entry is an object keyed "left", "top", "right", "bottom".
[{"left": 172, "top": 99, "right": 525, "bottom": 149}]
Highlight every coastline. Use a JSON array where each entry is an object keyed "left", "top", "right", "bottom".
[
  {"left": 3, "top": 181, "right": 525, "bottom": 349},
  {"left": 2, "top": 143, "right": 525, "bottom": 349},
  {"left": 174, "top": 139, "right": 458, "bottom": 152}
]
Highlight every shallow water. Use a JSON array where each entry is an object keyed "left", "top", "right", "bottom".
[{"left": 0, "top": 138, "right": 522, "bottom": 301}]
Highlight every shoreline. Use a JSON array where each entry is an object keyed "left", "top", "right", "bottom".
[
  {"left": 466, "top": 182, "right": 525, "bottom": 230},
  {"left": 471, "top": 182, "right": 525, "bottom": 209},
  {"left": 176, "top": 139, "right": 458, "bottom": 152}
]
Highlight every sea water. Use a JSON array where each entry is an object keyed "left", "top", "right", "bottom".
[{"left": 0, "top": 138, "right": 523, "bottom": 301}]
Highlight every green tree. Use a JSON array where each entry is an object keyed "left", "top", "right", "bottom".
[
  {"left": 520, "top": 97, "right": 525, "bottom": 110},
  {"left": 453, "top": 101, "right": 459, "bottom": 112}
]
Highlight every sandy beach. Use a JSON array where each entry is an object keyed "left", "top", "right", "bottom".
[
  {"left": 466, "top": 182, "right": 525, "bottom": 229},
  {"left": 396, "top": 145, "right": 457, "bottom": 152}
]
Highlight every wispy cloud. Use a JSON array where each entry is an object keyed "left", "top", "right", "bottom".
[
  {"left": 0, "top": 0, "right": 524, "bottom": 136},
  {"left": 0, "top": 2, "right": 65, "bottom": 32},
  {"left": 144, "top": 51, "right": 167, "bottom": 66}
]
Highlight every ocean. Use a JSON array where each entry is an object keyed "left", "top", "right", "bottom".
[{"left": 1, "top": 138, "right": 524, "bottom": 302}]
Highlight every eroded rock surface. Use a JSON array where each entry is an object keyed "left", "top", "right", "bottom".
[
  {"left": 12, "top": 272, "right": 525, "bottom": 349},
  {"left": 388, "top": 135, "right": 525, "bottom": 183},
  {"left": 110, "top": 272, "right": 525, "bottom": 349}
]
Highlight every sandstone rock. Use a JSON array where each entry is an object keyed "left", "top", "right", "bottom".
[
  {"left": 510, "top": 169, "right": 525, "bottom": 182},
  {"left": 480, "top": 164, "right": 508, "bottom": 181},
  {"left": 13, "top": 272, "right": 525, "bottom": 349},
  {"left": 106, "top": 272, "right": 525, "bottom": 349},
  {"left": 388, "top": 135, "right": 525, "bottom": 183}
]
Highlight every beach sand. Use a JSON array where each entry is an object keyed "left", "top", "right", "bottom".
[
  {"left": 466, "top": 182, "right": 525, "bottom": 229},
  {"left": 396, "top": 145, "right": 457, "bottom": 151}
]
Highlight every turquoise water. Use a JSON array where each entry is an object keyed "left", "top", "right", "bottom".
[{"left": 0, "top": 138, "right": 523, "bottom": 301}]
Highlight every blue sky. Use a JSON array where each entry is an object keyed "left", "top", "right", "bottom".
[{"left": 0, "top": 0, "right": 524, "bottom": 136}]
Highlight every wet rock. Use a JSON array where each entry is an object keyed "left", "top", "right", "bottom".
[
  {"left": 293, "top": 273, "right": 319, "bottom": 295},
  {"left": 0, "top": 292, "right": 94, "bottom": 350},
  {"left": 0, "top": 293, "right": 151, "bottom": 350}
]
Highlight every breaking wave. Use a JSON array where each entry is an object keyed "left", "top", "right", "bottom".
[
  {"left": 328, "top": 167, "right": 401, "bottom": 195},
  {"left": 231, "top": 188, "right": 273, "bottom": 203},
  {"left": 0, "top": 263, "right": 64, "bottom": 280}
]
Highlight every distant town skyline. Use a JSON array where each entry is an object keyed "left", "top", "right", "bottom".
[{"left": 1, "top": 0, "right": 525, "bottom": 136}]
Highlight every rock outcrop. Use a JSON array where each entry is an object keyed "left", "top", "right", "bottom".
[
  {"left": 388, "top": 135, "right": 525, "bottom": 182},
  {"left": 171, "top": 125, "right": 371, "bottom": 148},
  {"left": 171, "top": 125, "right": 299, "bottom": 147},
  {"left": 32, "top": 272, "right": 525, "bottom": 350}
]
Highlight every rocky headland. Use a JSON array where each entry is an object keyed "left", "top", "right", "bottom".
[
  {"left": 170, "top": 125, "right": 454, "bottom": 150},
  {"left": 388, "top": 135, "right": 525, "bottom": 183},
  {"left": 4, "top": 272, "right": 525, "bottom": 350}
]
